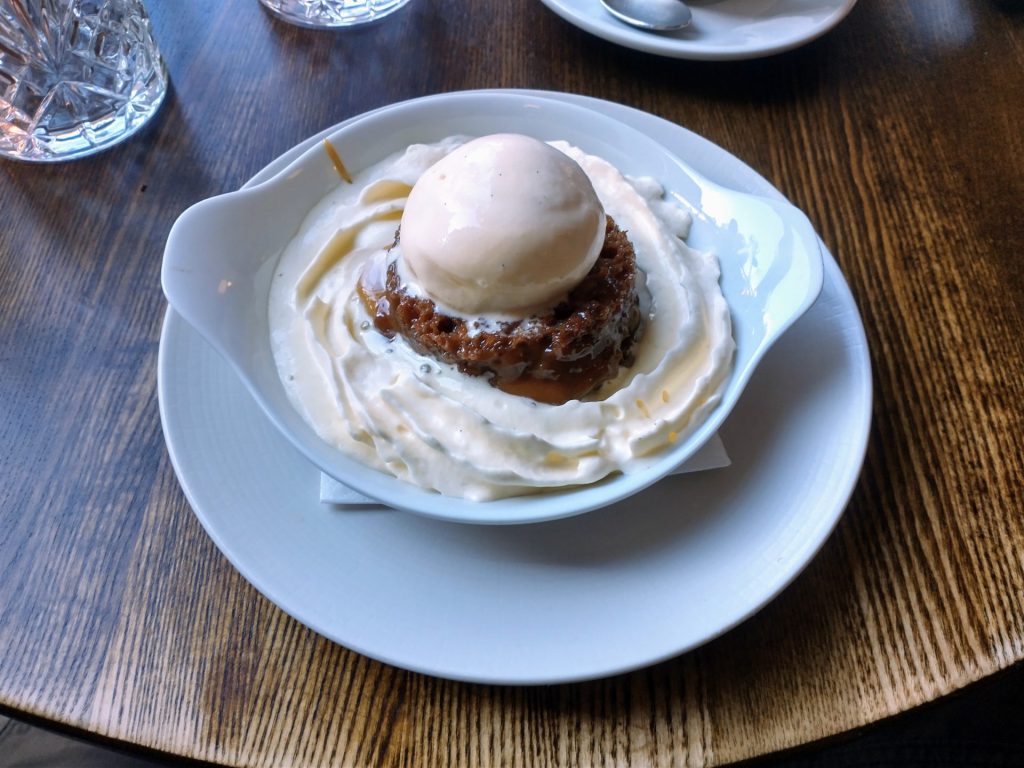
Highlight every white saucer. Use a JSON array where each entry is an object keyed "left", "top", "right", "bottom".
[
  {"left": 539, "top": 0, "right": 858, "bottom": 60},
  {"left": 158, "top": 90, "right": 872, "bottom": 684}
]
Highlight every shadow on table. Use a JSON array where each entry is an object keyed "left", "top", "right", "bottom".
[
  {"left": 742, "top": 660, "right": 1024, "bottom": 767},
  {"left": 993, "top": 0, "right": 1024, "bottom": 20}
]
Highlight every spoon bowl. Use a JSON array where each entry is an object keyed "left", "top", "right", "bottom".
[{"left": 600, "top": 0, "right": 692, "bottom": 31}]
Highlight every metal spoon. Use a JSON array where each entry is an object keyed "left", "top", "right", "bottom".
[{"left": 600, "top": 0, "right": 692, "bottom": 31}]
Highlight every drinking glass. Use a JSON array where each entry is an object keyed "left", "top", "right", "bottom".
[
  {"left": 259, "top": 0, "right": 412, "bottom": 28},
  {"left": 0, "top": 0, "right": 167, "bottom": 162}
]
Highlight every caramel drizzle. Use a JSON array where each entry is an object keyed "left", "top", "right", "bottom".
[{"left": 322, "top": 139, "right": 353, "bottom": 184}]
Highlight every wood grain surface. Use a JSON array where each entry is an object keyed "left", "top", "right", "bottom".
[{"left": 2, "top": 1, "right": 1023, "bottom": 765}]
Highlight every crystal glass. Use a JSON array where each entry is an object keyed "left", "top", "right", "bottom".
[
  {"left": 259, "top": 0, "right": 412, "bottom": 28},
  {"left": 0, "top": 0, "right": 167, "bottom": 162}
]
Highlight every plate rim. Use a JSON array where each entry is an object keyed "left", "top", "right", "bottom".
[
  {"left": 537, "top": 0, "right": 859, "bottom": 61},
  {"left": 158, "top": 89, "right": 873, "bottom": 684}
]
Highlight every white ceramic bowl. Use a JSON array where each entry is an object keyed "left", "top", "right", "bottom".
[{"left": 162, "top": 92, "right": 823, "bottom": 524}]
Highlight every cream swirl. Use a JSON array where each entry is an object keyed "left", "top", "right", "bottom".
[{"left": 269, "top": 137, "right": 734, "bottom": 501}]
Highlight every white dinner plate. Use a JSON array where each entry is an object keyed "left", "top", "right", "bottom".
[
  {"left": 158, "top": 90, "right": 872, "bottom": 684},
  {"left": 539, "top": 0, "right": 858, "bottom": 60}
]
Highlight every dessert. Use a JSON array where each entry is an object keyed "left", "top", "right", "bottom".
[
  {"left": 269, "top": 134, "right": 735, "bottom": 501},
  {"left": 358, "top": 134, "right": 644, "bottom": 404},
  {"left": 361, "top": 216, "right": 642, "bottom": 404}
]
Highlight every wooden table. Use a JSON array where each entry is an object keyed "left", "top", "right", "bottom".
[{"left": 2, "top": 1, "right": 1023, "bottom": 765}]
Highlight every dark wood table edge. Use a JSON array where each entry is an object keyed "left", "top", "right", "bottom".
[{"left": 4, "top": 659, "right": 1024, "bottom": 768}]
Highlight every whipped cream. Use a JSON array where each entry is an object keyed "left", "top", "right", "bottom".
[{"left": 269, "top": 137, "right": 735, "bottom": 501}]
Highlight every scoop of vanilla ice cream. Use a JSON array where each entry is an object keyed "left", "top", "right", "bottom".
[{"left": 398, "top": 133, "right": 606, "bottom": 316}]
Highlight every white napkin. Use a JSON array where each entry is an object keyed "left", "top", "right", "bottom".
[{"left": 320, "top": 433, "right": 730, "bottom": 506}]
